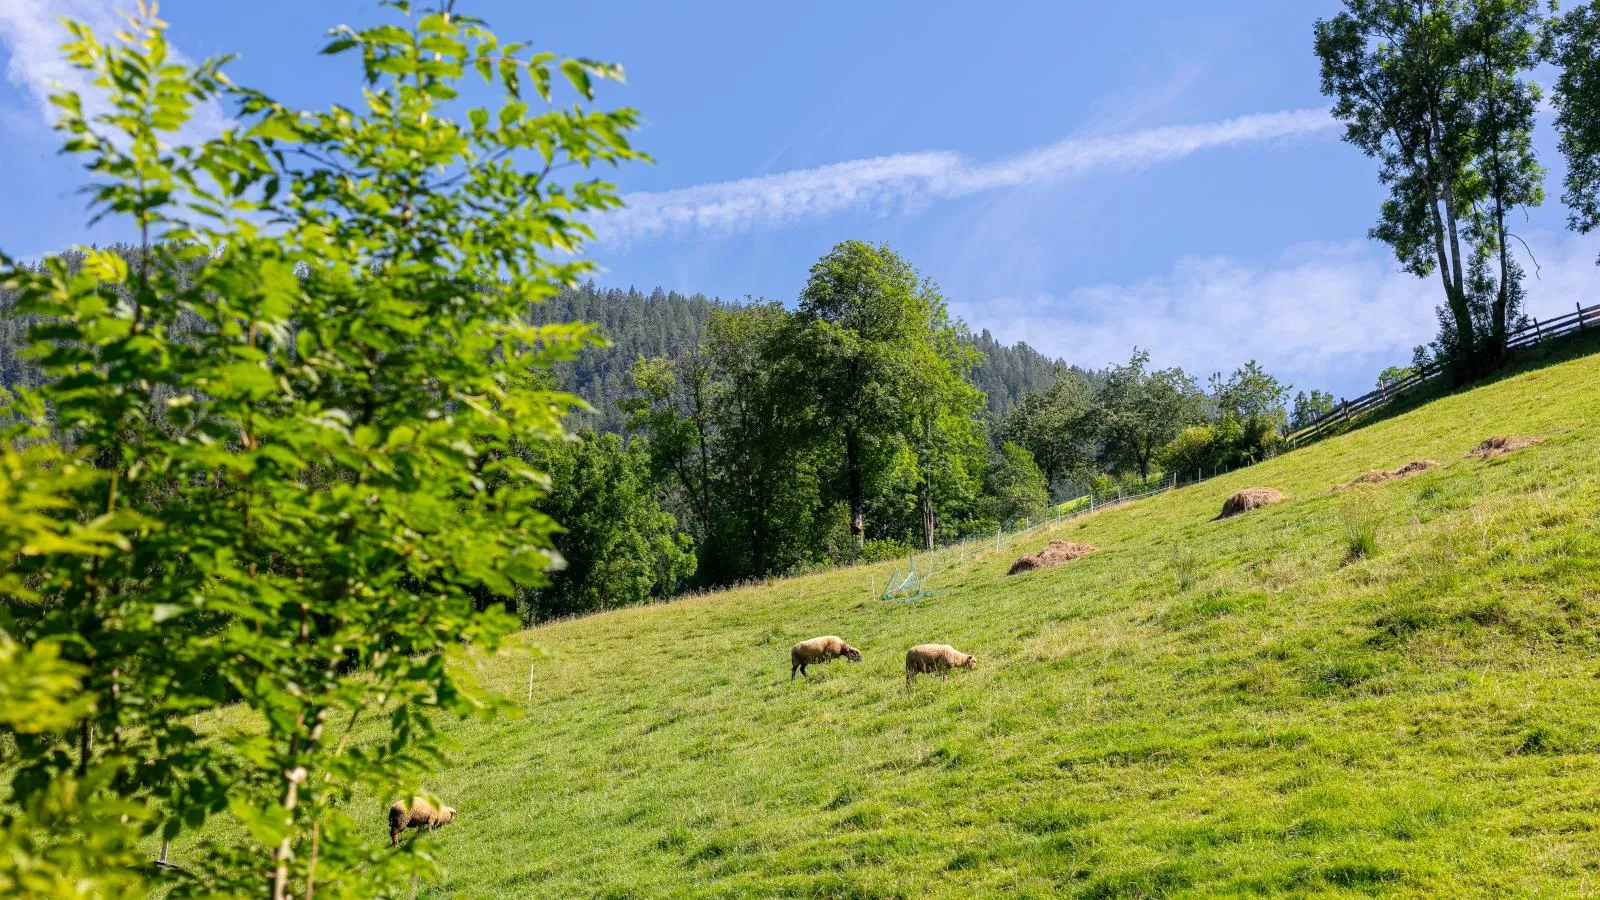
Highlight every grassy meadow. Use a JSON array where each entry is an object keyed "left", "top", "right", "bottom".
[{"left": 188, "top": 338, "right": 1600, "bottom": 896}]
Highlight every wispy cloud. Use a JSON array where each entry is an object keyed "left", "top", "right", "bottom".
[
  {"left": 0, "top": 0, "right": 228, "bottom": 143},
  {"left": 599, "top": 107, "right": 1337, "bottom": 244},
  {"left": 954, "top": 232, "right": 1600, "bottom": 396}
]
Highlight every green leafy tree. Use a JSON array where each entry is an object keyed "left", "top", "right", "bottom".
[
  {"left": 1547, "top": 1, "right": 1600, "bottom": 264},
  {"left": 1208, "top": 360, "right": 1291, "bottom": 431},
  {"left": 621, "top": 349, "right": 715, "bottom": 550},
  {"left": 1093, "top": 349, "right": 1205, "bottom": 479},
  {"left": 789, "top": 241, "right": 972, "bottom": 550},
  {"left": 0, "top": 3, "right": 641, "bottom": 896},
  {"left": 905, "top": 320, "right": 987, "bottom": 550},
  {"left": 626, "top": 303, "right": 828, "bottom": 582},
  {"left": 1316, "top": 1, "right": 1543, "bottom": 378},
  {"left": 1316, "top": 0, "right": 1478, "bottom": 377},
  {"left": 1291, "top": 389, "right": 1338, "bottom": 430},
  {"left": 702, "top": 303, "right": 830, "bottom": 578},
  {"left": 522, "top": 433, "right": 695, "bottom": 621},
  {"left": 1462, "top": 0, "right": 1544, "bottom": 358},
  {"left": 984, "top": 443, "right": 1050, "bottom": 525},
  {"left": 996, "top": 368, "right": 1096, "bottom": 494},
  {"left": 1376, "top": 364, "right": 1415, "bottom": 390}
]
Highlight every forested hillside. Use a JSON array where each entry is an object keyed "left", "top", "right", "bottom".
[{"left": 528, "top": 283, "right": 1075, "bottom": 430}]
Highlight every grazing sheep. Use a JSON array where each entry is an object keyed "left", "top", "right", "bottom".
[
  {"left": 790, "top": 635, "right": 863, "bottom": 680},
  {"left": 905, "top": 644, "right": 977, "bottom": 688},
  {"left": 388, "top": 797, "right": 457, "bottom": 846}
]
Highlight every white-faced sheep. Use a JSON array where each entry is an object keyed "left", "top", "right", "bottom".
[
  {"left": 905, "top": 644, "right": 976, "bottom": 688},
  {"left": 790, "top": 635, "right": 863, "bottom": 680},
  {"left": 388, "top": 797, "right": 457, "bottom": 845}
]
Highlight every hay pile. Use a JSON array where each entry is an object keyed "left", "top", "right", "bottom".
[
  {"left": 1346, "top": 460, "right": 1438, "bottom": 487},
  {"left": 1007, "top": 540, "right": 1096, "bottom": 575},
  {"left": 1465, "top": 436, "right": 1542, "bottom": 460},
  {"left": 1218, "top": 487, "right": 1285, "bottom": 519}
]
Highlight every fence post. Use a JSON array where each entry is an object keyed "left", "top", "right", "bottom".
[
  {"left": 1579, "top": 302, "right": 1587, "bottom": 331},
  {"left": 1534, "top": 316, "right": 1542, "bottom": 339}
]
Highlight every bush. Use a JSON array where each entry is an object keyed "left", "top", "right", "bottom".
[
  {"left": 859, "top": 539, "right": 917, "bottom": 564},
  {"left": 1160, "top": 424, "right": 1217, "bottom": 478},
  {"left": 1158, "top": 415, "right": 1285, "bottom": 480}
]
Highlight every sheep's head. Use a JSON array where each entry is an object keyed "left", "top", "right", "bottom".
[
  {"left": 845, "top": 646, "right": 862, "bottom": 663},
  {"left": 441, "top": 806, "right": 457, "bottom": 825},
  {"left": 961, "top": 655, "right": 977, "bottom": 670}
]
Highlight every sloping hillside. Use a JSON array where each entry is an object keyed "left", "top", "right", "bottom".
[{"left": 355, "top": 343, "right": 1600, "bottom": 895}]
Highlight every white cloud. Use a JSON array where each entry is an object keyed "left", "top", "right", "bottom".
[
  {"left": 954, "top": 232, "right": 1600, "bottom": 395},
  {"left": 0, "top": 0, "right": 228, "bottom": 144},
  {"left": 599, "top": 107, "right": 1337, "bottom": 244}
]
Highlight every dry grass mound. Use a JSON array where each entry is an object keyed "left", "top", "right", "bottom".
[
  {"left": 1218, "top": 487, "right": 1285, "bottom": 519},
  {"left": 1466, "top": 436, "right": 1543, "bottom": 460},
  {"left": 1008, "top": 540, "right": 1096, "bottom": 575},
  {"left": 1345, "top": 460, "right": 1439, "bottom": 487}
]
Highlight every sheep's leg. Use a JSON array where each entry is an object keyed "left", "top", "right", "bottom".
[
  {"left": 791, "top": 663, "right": 798, "bottom": 680},
  {"left": 940, "top": 668, "right": 948, "bottom": 682}
]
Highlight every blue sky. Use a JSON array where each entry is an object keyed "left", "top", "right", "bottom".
[{"left": 2, "top": 0, "right": 1596, "bottom": 399}]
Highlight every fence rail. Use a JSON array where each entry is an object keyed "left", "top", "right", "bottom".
[{"left": 1286, "top": 301, "right": 1600, "bottom": 448}]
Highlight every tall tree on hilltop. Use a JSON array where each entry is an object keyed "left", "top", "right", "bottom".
[
  {"left": 789, "top": 241, "right": 970, "bottom": 550},
  {"left": 1546, "top": 1, "right": 1600, "bottom": 264},
  {"left": 1316, "top": 0, "right": 1543, "bottom": 378},
  {"left": 1463, "top": 0, "right": 1544, "bottom": 360}
]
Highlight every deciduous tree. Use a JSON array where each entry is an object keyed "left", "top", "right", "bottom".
[
  {"left": 0, "top": 4, "right": 641, "bottom": 894},
  {"left": 1093, "top": 349, "right": 1205, "bottom": 480},
  {"left": 1547, "top": 1, "right": 1600, "bottom": 264}
]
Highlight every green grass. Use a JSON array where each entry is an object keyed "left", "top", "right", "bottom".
[{"left": 181, "top": 345, "right": 1600, "bottom": 896}]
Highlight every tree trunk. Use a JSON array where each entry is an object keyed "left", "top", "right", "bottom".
[
  {"left": 1488, "top": 75, "right": 1512, "bottom": 367},
  {"left": 1421, "top": 71, "right": 1478, "bottom": 383},
  {"left": 691, "top": 371, "right": 715, "bottom": 543},
  {"left": 919, "top": 473, "right": 935, "bottom": 552},
  {"left": 845, "top": 427, "right": 864, "bottom": 549}
]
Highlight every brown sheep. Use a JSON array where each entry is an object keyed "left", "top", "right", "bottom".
[
  {"left": 790, "top": 635, "right": 863, "bottom": 680},
  {"left": 388, "top": 796, "right": 457, "bottom": 846},
  {"left": 905, "top": 644, "right": 976, "bottom": 688}
]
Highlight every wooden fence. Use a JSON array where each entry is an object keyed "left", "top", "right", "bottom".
[{"left": 1286, "top": 301, "right": 1600, "bottom": 448}]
